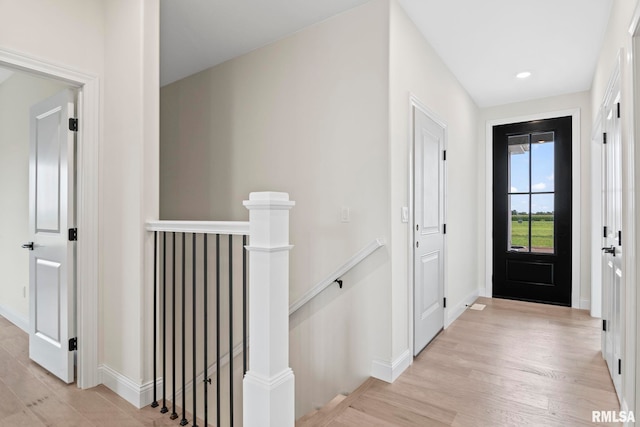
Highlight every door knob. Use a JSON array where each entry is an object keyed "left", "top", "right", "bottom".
[
  {"left": 602, "top": 246, "right": 615, "bottom": 256},
  {"left": 21, "top": 242, "right": 34, "bottom": 251}
]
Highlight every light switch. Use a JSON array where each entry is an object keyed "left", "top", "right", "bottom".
[
  {"left": 401, "top": 206, "right": 409, "bottom": 223},
  {"left": 341, "top": 207, "right": 351, "bottom": 223}
]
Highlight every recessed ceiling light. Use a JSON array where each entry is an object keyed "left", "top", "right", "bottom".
[{"left": 516, "top": 71, "right": 532, "bottom": 79}]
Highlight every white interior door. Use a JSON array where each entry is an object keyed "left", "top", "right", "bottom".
[
  {"left": 413, "top": 106, "right": 446, "bottom": 356},
  {"left": 601, "top": 87, "right": 622, "bottom": 399},
  {"left": 28, "top": 89, "right": 76, "bottom": 383}
]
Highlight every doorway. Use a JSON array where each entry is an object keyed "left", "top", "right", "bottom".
[
  {"left": 0, "top": 71, "right": 78, "bottom": 383},
  {"left": 412, "top": 103, "right": 446, "bottom": 356},
  {"left": 0, "top": 49, "right": 100, "bottom": 388},
  {"left": 492, "top": 117, "right": 572, "bottom": 306}
]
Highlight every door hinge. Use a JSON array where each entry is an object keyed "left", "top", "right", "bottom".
[
  {"left": 69, "top": 118, "right": 78, "bottom": 132},
  {"left": 617, "top": 102, "right": 621, "bottom": 118},
  {"left": 443, "top": 297, "right": 447, "bottom": 308},
  {"left": 69, "top": 337, "right": 77, "bottom": 351},
  {"left": 603, "top": 319, "right": 607, "bottom": 331},
  {"left": 603, "top": 226, "right": 607, "bottom": 238},
  {"left": 68, "top": 228, "right": 77, "bottom": 241},
  {"left": 618, "top": 358, "right": 622, "bottom": 375},
  {"left": 443, "top": 224, "right": 447, "bottom": 234},
  {"left": 443, "top": 150, "right": 447, "bottom": 161},
  {"left": 618, "top": 230, "right": 622, "bottom": 246},
  {"left": 603, "top": 132, "right": 607, "bottom": 144}
]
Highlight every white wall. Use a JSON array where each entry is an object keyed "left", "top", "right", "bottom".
[
  {"left": 388, "top": 0, "right": 480, "bottom": 359},
  {"left": 161, "top": 0, "right": 391, "bottom": 417},
  {"left": 590, "top": 0, "right": 639, "bottom": 417},
  {"left": 0, "top": 71, "right": 68, "bottom": 328},
  {"left": 477, "top": 91, "right": 592, "bottom": 308},
  {"left": 0, "top": 0, "right": 160, "bottom": 401},
  {"left": 102, "top": 0, "right": 160, "bottom": 389}
]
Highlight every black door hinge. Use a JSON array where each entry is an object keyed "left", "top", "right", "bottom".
[
  {"left": 603, "top": 226, "right": 608, "bottom": 238},
  {"left": 618, "top": 358, "right": 622, "bottom": 375},
  {"left": 68, "top": 228, "right": 77, "bottom": 241},
  {"left": 603, "top": 132, "right": 607, "bottom": 144},
  {"left": 618, "top": 230, "right": 622, "bottom": 246},
  {"left": 443, "top": 297, "right": 447, "bottom": 308},
  {"left": 617, "top": 103, "right": 621, "bottom": 118},
  {"left": 69, "top": 118, "right": 78, "bottom": 132},
  {"left": 69, "top": 337, "right": 77, "bottom": 351},
  {"left": 443, "top": 150, "right": 447, "bottom": 161},
  {"left": 603, "top": 319, "right": 607, "bottom": 331},
  {"left": 443, "top": 224, "right": 447, "bottom": 234}
]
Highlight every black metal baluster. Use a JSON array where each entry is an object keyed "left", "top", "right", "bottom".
[
  {"left": 229, "top": 235, "right": 234, "bottom": 427},
  {"left": 181, "top": 233, "right": 188, "bottom": 426},
  {"left": 161, "top": 232, "right": 168, "bottom": 413},
  {"left": 243, "top": 235, "right": 247, "bottom": 376},
  {"left": 203, "top": 234, "right": 209, "bottom": 427},
  {"left": 216, "top": 234, "right": 221, "bottom": 427},
  {"left": 171, "top": 233, "right": 178, "bottom": 420},
  {"left": 192, "top": 234, "right": 198, "bottom": 427},
  {"left": 151, "top": 231, "right": 158, "bottom": 408}
]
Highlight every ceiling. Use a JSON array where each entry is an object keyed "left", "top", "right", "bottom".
[{"left": 160, "top": 0, "right": 613, "bottom": 107}]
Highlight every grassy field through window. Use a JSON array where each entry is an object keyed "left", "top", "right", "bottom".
[{"left": 511, "top": 219, "right": 554, "bottom": 251}]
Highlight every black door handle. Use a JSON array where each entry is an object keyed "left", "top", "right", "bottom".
[
  {"left": 21, "top": 242, "right": 34, "bottom": 251},
  {"left": 602, "top": 246, "right": 615, "bottom": 256}
]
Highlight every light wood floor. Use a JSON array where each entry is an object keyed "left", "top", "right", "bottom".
[
  {"left": 0, "top": 315, "right": 182, "bottom": 427},
  {"left": 298, "top": 297, "right": 621, "bottom": 426},
  {"left": 0, "top": 297, "right": 621, "bottom": 426}
]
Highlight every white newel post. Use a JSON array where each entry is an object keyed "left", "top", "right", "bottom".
[{"left": 243, "top": 192, "right": 296, "bottom": 427}]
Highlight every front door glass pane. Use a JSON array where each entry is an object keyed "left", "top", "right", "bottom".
[
  {"left": 509, "top": 194, "right": 529, "bottom": 252},
  {"left": 531, "top": 194, "right": 554, "bottom": 253},
  {"left": 508, "top": 134, "right": 529, "bottom": 193},
  {"left": 531, "top": 132, "right": 555, "bottom": 193}
]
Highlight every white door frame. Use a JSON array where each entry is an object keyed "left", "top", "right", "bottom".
[
  {"left": 627, "top": 4, "right": 640, "bottom": 416},
  {"left": 408, "top": 94, "right": 448, "bottom": 357},
  {"left": 590, "top": 108, "right": 604, "bottom": 318},
  {"left": 484, "top": 109, "right": 581, "bottom": 308},
  {"left": 0, "top": 48, "right": 99, "bottom": 388}
]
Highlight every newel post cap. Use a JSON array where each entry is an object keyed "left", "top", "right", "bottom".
[{"left": 243, "top": 192, "right": 295, "bottom": 210}]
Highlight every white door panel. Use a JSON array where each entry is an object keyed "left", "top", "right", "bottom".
[
  {"left": 601, "top": 84, "right": 621, "bottom": 399},
  {"left": 28, "top": 89, "right": 76, "bottom": 384},
  {"left": 414, "top": 107, "right": 445, "bottom": 356}
]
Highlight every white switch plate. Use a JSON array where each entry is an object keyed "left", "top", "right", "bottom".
[
  {"left": 341, "top": 207, "right": 351, "bottom": 223},
  {"left": 401, "top": 206, "right": 409, "bottom": 223}
]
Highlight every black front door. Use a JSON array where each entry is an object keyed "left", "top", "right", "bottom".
[{"left": 492, "top": 116, "right": 572, "bottom": 306}]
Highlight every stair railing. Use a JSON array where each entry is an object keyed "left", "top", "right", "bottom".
[{"left": 147, "top": 192, "right": 295, "bottom": 427}]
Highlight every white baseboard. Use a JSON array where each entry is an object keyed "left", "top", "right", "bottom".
[
  {"left": 371, "top": 349, "right": 411, "bottom": 383},
  {"left": 98, "top": 364, "right": 161, "bottom": 409},
  {"left": 0, "top": 303, "right": 28, "bottom": 332},
  {"left": 579, "top": 298, "right": 591, "bottom": 310},
  {"left": 445, "top": 288, "right": 480, "bottom": 328}
]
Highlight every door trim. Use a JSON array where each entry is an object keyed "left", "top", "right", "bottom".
[
  {"left": 0, "top": 48, "right": 100, "bottom": 388},
  {"left": 484, "top": 108, "right": 581, "bottom": 308},
  {"left": 590, "top": 108, "right": 603, "bottom": 318},
  {"left": 408, "top": 94, "right": 447, "bottom": 358}
]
